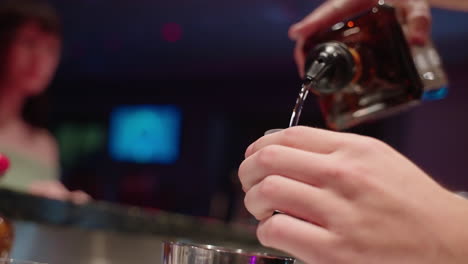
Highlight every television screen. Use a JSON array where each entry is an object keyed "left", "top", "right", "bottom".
[{"left": 109, "top": 105, "right": 182, "bottom": 164}]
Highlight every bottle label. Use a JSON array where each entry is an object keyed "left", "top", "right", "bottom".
[{"left": 410, "top": 42, "right": 449, "bottom": 100}]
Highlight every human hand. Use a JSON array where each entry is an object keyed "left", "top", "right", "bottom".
[
  {"left": 28, "top": 180, "right": 91, "bottom": 205},
  {"left": 289, "top": 0, "right": 431, "bottom": 77},
  {"left": 239, "top": 126, "right": 468, "bottom": 263}
]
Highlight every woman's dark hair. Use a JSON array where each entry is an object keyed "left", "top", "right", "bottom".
[{"left": 0, "top": 0, "right": 62, "bottom": 128}]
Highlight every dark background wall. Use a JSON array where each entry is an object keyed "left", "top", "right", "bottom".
[{"left": 29, "top": 0, "right": 468, "bottom": 220}]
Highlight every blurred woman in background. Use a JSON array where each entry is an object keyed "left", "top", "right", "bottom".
[{"left": 0, "top": 0, "right": 89, "bottom": 203}]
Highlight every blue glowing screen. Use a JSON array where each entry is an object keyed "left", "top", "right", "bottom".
[{"left": 109, "top": 105, "right": 182, "bottom": 164}]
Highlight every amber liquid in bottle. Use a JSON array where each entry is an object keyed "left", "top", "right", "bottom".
[
  {"left": 0, "top": 216, "right": 13, "bottom": 258},
  {"left": 297, "top": 3, "right": 447, "bottom": 130}
]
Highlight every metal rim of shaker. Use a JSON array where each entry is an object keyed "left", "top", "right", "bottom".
[
  {"left": 163, "top": 241, "right": 295, "bottom": 261},
  {"left": 0, "top": 259, "right": 47, "bottom": 264}
]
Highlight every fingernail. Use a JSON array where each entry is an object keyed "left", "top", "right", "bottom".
[{"left": 264, "top": 129, "right": 283, "bottom": 136}]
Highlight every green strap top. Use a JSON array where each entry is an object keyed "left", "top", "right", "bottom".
[{"left": 0, "top": 146, "right": 59, "bottom": 193}]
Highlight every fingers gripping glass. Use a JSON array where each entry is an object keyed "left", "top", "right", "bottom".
[{"left": 264, "top": 129, "right": 285, "bottom": 216}]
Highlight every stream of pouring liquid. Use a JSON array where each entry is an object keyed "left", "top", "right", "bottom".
[
  {"left": 271, "top": 83, "right": 311, "bottom": 217},
  {"left": 288, "top": 83, "right": 310, "bottom": 127}
]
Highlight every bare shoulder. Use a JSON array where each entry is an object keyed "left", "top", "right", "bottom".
[{"left": 0, "top": 122, "right": 59, "bottom": 168}]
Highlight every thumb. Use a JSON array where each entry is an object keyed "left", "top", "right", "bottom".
[{"left": 289, "top": 0, "right": 375, "bottom": 40}]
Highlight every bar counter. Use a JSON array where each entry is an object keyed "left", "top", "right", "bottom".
[{"left": 0, "top": 189, "right": 270, "bottom": 264}]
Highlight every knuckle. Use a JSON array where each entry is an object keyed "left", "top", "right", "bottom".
[
  {"left": 347, "top": 162, "right": 371, "bottom": 182},
  {"left": 256, "top": 145, "right": 281, "bottom": 169},
  {"left": 333, "top": 133, "right": 359, "bottom": 152},
  {"left": 326, "top": 235, "right": 355, "bottom": 263},
  {"left": 328, "top": 232, "right": 346, "bottom": 250},
  {"left": 281, "top": 126, "right": 315, "bottom": 149},
  {"left": 326, "top": 156, "right": 369, "bottom": 185},
  {"left": 279, "top": 127, "right": 303, "bottom": 148},
  {"left": 243, "top": 192, "right": 256, "bottom": 217},
  {"left": 332, "top": 132, "right": 349, "bottom": 150},
  {"left": 328, "top": 159, "right": 375, "bottom": 199},
  {"left": 323, "top": 153, "right": 346, "bottom": 175},
  {"left": 237, "top": 160, "right": 248, "bottom": 185},
  {"left": 282, "top": 126, "right": 306, "bottom": 141},
  {"left": 346, "top": 163, "right": 374, "bottom": 191},
  {"left": 326, "top": 161, "right": 349, "bottom": 182},
  {"left": 354, "top": 136, "right": 387, "bottom": 154},
  {"left": 258, "top": 176, "right": 283, "bottom": 200},
  {"left": 257, "top": 216, "right": 286, "bottom": 247}
]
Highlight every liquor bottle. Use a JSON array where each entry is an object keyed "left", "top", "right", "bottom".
[
  {"left": 0, "top": 154, "right": 13, "bottom": 258},
  {"left": 0, "top": 217, "right": 13, "bottom": 258},
  {"left": 302, "top": 1, "right": 448, "bottom": 130}
]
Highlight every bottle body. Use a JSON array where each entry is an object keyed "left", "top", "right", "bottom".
[{"left": 303, "top": 3, "right": 448, "bottom": 130}]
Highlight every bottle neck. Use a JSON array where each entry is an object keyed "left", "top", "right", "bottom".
[{"left": 303, "top": 41, "right": 356, "bottom": 94}]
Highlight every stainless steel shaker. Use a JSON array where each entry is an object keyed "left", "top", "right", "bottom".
[{"left": 162, "top": 242, "right": 295, "bottom": 264}]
